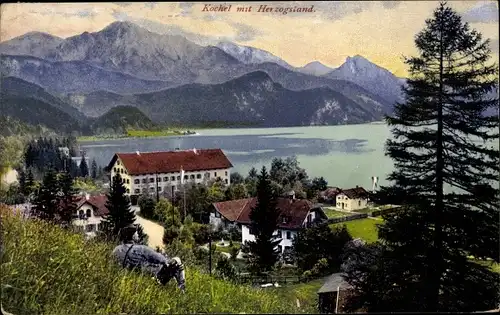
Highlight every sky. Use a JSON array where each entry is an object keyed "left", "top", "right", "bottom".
[{"left": 0, "top": 1, "right": 498, "bottom": 77}]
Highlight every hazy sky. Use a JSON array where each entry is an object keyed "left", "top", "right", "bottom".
[{"left": 1, "top": 1, "right": 498, "bottom": 77}]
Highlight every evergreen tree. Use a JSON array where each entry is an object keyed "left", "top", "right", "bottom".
[
  {"left": 102, "top": 173, "right": 136, "bottom": 239},
  {"left": 90, "top": 159, "right": 98, "bottom": 179},
  {"left": 136, "top": 224, "right": 149, "bottom": 246},
  {"left": 57, "top": 171, "right": 78, "bottom": 227},
  {"left": 33, "top": 168, "right": 59, "bottom": 221},
  {"left": 18, "top": 170, "right": 27, "bottom": 196},
  {"left": 344, "top": 3, "right": 499, "bottom": 312},
  {"left": 79, "top": 154, "right": 89, "bottom": 178},
  {"left": 245, "top": 166, "right": 282, "bottom": 273},
  {"left": 26, "top": 169, "right": 35, "bottom": 198}
]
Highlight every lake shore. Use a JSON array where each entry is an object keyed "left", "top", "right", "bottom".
[{"left": 77, "top": 129, "right": 200, "bottom": 142}]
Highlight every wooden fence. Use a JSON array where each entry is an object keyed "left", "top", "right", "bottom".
[
  {"left": 370, "top": 206, "right": 402, "bottom": 217},
  {"left": 235, "top": 274, "right": 319, "bottom": 285}
]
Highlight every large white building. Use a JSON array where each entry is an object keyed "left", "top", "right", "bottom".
[
  {"left": 107, "top": 148, "right": 233, "bottom": 204},
  {"left": 210, "top": 192, "right": 327, "bottom": 256}
]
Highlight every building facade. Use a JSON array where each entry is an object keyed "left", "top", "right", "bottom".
[
  {"left": 335, "top": 186, "right": 370, "bottom": 211},
  {"left": 73, "top": 194, "right": 109, "bottom": 238},
  {"left": 107, "top": 148, "right": 233, "bottom": 204},
  {"left": 211, "top": 194, "right": 327, "bottom": 255}
]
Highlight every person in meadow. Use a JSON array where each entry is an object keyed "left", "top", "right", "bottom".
[{"left": 112, "top": 224, "right": 186, "bottom": 292}]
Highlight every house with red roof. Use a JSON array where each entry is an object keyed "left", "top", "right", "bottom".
[
  {"left": 335, "top": 186, "right": 370, "bottom": 211},
  {"left": 211, "top": 192, "right": 327, "bottom": 255},
  {"left": 107, "top": 148, "right": 233, "bottom": 204},
  {"left": 73, "top": 194, "right": 109, "bottom": 237}
]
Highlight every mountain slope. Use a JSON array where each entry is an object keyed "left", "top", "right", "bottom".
[
  {"left": 1, "top": 54, "right": 174, "bottom": 94},
  {"left": 324, "top": 55, "right": 404, "bottom": 106},
  {"left": 68, "top": 71, "right": 382, "bottom": 127},
  {"left": 1, "top": 76, "right": 86, "bottom": 121},
  {"left": 89, "top": 106, "right": 156, "bottom": 134},
  {"left": 0, "top": 32, "right": 63, "bottom": 58},
  {"left": 296, "top": 61, "right": 334, "bottom": 76},
  {"left": 216, "top": 41, "right": 294, "bottom": 68},
  {"left": 49, "top": 21, "right": 241, "bottom": 82}
]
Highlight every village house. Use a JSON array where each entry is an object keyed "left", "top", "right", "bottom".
[
  {"left": 335, "top": 186, "right": 370, "bottom": 211},
  {"left": 73, "top": 194, "right": 108, "bottom": 237},
  {"left": 210, "top": 192, "right": 328, "bottom": 255},
  {"left": 106, "top": 148, "right": 233, "bottom": 205}
]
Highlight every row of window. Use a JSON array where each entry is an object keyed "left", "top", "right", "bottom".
[
  {"left": 337, "top": 201, "right": 362, "bottom": 207},
  {"left": 132, "top": 171, "right": 228, "bottom": 184},
  {"left": 113, "top": 167, "right": 128, "bottom": 175}
]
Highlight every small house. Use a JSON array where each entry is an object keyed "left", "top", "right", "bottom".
[
  {"left": 336, "top": 186, "right": 369, "bottom": 211},
  {"left": 73, "top": 194, "right": 109, "bottom": 237},
  {"left": 317, "top": 273, "right": 353, "bottom": 313}
]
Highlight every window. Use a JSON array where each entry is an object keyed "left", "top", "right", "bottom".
[
  {"left": 177, "top": 176, "right": 181, "bottom": 181},
  {"left": 225, "top": 179, "right": 228, "bottom": 184},
  {"left": 86, "top": 209, "right": 91, "bottom": 218},
  {"left": 134, "top": 189, "right": 140, "bottom": 194},
  {"left": 158, "top": 177, "right": 162, "bottom": 182},
  {"left": 286, "top": 231, "right": 291, "bottom": 239},
  {"left": 142, "top": 179, "right": 147, "bottom": 184},
  {"left": 122, "top": 178, "right": 125, "bottom": 183},
  {"left": 337, "top": 202, "right": 340, "bottom": 206},
  {"left": 150, "top": 187, "right": 154, "bottom": 192},
  {"left": 249, "top": 227, "right": 255, "bottom": 235},
  {"left": 126, "top": 179, "right": 130, "bottom": 184},
  {"left": 124, "top": 170, "right": 127, "bottom": 174},
  {"left": 184, "top": 175, "right": 188, "bottom": 180},
  {"left": 134, "top": 179, "right": 140, "bottom": 184},
  {"left": 79, "top": 210, "right": 84, "bottom": 218},
  {"left": 120, "top": 169, "right": 124, "bottom": 174},
  {"left": 171, "top": 176, "right": 175, "bottom": 181},
  {"left": 358, "top": 200, "right": 361, "bottom": 207},
  {"left": 117, "top": 161, "right": 120, "bottom": 165},
  {"left": 225, "top": 171, "right": 228, "bottom": 176},
  {"left": 164, "top": 177, "right": 168, "bottom": 181},
  {"left": 158, "top": 187, "right": 162, "bottom": 192},
  {"left": 190, "top": 174, "right": 195, "bottom": 179},
  {"left": 214, "top": 172, "right": 217, "bottom": 177},
  {"left": 126, "top": 189, "right": 130, "bottom": 193},
  {"left": 149, "top": 178, "right": 154, "bottom": 183},
  {"left": 196, "top": 174, "right": 202, "bottom": 179},
  {"left": 215, "top": 211, "right": 221, "bottom": 218},
  {"left": 113, "top": 167, "right": 117, "bottom": 172}
]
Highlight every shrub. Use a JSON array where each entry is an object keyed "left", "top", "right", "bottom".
[{"left": 0, "top": 206, "right": 303, "bottom": 314}]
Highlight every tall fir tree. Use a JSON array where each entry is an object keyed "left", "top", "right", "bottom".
[
  {"left": 18, "top": 170, "right": 27, "bottom": 196},
  {"left": 343, "top": 3, "right": 499, "bottom": 312},
  {"left": 26, "top": 169, "right": 35, "bottom": 198},
  {"left": 33, "top": 168, "right": 59, "bottom": 221},
  {"left": 57, "top": 171, "right": 79, "bottom": 227},
  {"left": 90, "top": 159, "right": 98, "bottom": 179},
  {"left": 102, "top": 173, "right": 136, "bottom": 239},
  {"left": 79, "top": 154, "right": 89, "bottom": 178},
  {"left": 245, "top": 166, "right": 282, "bottom": 273}
]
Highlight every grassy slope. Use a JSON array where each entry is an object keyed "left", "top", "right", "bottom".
[
  {"left": 0, "top": 207, "right": 303, "bottom": 314},
  {"left": 331, "top": 218, "right": 383, "bottom": 243}
]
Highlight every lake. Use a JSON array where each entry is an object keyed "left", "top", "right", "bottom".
[{"left": 79, "top": 122, "right": 394, "bottom": 190}]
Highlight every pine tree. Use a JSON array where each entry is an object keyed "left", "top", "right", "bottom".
[
  {"left": 344, "top": 3, "right": 499, "bottom": 312},
  {"left": 245, "top": 166, "right": 282, "bottom": 273},
  {"left": 18, "top": 170, "right": 27, "bottom": 196},
  {"left": 79, "top": 154, "right": 89, "bottom": 178},
  {"left": 57, "top": 171, "right": 78, "bottom": 227},
  {"left": 102, "top": 173, "right": 136, "bottom": 239},
  {"left": 90, "top": 159, "right": 98, "bottom": 179},
  {"left": 33, "top": 168, "right": 59, "bottom": 221},
  {"left": 26, "top": 169, "right": 35, "bottom": 198},
  {"left": 136, "top": 224, "right": 149, "bottom": 246}
]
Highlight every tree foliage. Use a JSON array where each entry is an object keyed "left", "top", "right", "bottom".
[
  {"left": 344, "top": 3, "right": 499, "bottom": 312},
  {"left": 245, "top": 166, "right": 282, "bottom": 273},
  {"left": 101, "top": 173, "right": 136, "bottom": 238}
]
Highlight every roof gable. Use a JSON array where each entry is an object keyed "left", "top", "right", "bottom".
[
  {"left": 340, "top": 187, "right": 369, "bottom": 199},
  {"left": 107, "top": 149, "right": 233, "bottom": 175},
  {"left": 76, "top": 195, "right": 109, "bottom": 217}
]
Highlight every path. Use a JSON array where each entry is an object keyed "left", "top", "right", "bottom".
[{"left": 134, "top": 214, "right": 165, "bottom": 250}]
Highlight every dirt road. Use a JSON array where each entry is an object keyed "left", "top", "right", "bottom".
[{"left": 135, "top": 215, "right": 165, "bottom": 250}]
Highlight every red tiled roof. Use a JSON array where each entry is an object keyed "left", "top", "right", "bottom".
[
  {"left": 76, "top": 195, "right": 109, "bottom": 217},
  {"left": 108, "top": 149, "right": 233, "bottom": 175},
  {"left": 340, "top": 187, "right": 369, "bottom": 199},
  {"left": 213, "top": 197, "right": 322, "bottom": 230}
]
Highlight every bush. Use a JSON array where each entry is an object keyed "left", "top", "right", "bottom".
[
  {"left": 227, "top": 224, "right": 242, "bottom": 242},
  {"left": 0, "top": 206, "right": 302, "bottom": 314},
  {"left": 163, "top": 226, "right": 180, "bottom": 245},
  {"left": 191, "top": 223, "right": 212, "bottom": 245}
]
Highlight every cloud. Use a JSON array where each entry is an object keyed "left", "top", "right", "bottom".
[
  {"left": 462, "top": 1, "right": 498, "bottom": 23},
  {"left": 30, "top": 8, "right": 97, "bottom": 19},
  {"left": 230, "top": 22, "right": 264, "bottom": 42},
  {"left": 381, "top": 1, "right": 401, "bottom": 9},
  {"left": 489, "top": 38, "right": 499, "bottom": 54}
]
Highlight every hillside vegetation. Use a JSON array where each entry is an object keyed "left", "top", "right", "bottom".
[
  {"left": 0, "top": 207, "right": 303, "bottom": 314},
  {"left": 89, "top": 105, "right": 157, "bottom": 135}
]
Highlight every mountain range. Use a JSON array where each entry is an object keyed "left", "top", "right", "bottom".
[{"left": 0, "top": 21, "right": 408, "bottom": 131}]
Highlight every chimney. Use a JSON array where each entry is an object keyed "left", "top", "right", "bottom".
[
  {"left": 85, "top": 193, "right": 90, "bottom": 201},
  {"left": 136, "top": 151, "right": 140, "bottom": 156}
]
